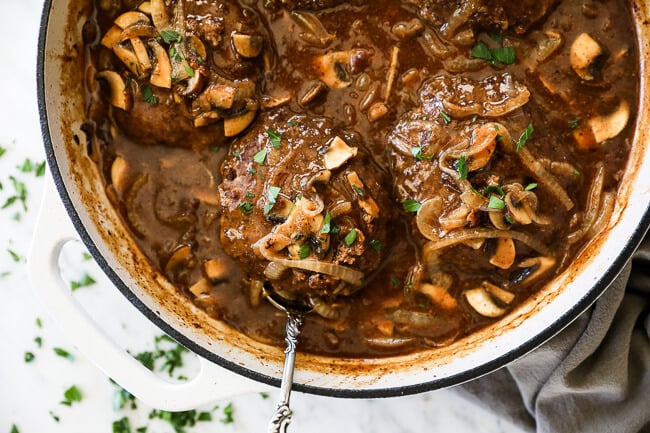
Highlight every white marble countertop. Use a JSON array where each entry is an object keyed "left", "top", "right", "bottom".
[{"left": 0, "top": 1, "right": 525, "bottom": 432}]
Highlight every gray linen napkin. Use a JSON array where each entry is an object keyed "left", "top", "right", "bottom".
[{"left": 454, "top": 235, "right": 650, "bottom": 433}]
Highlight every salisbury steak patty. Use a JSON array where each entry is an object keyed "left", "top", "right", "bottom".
[{"left": 218, "top": 109, "right": 391, "bottom": 300}]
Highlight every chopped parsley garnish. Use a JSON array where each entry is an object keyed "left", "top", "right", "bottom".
[
  {"left": 569, "top": 118, "right": 580, "bottom": 129},
  {"left": 439, "top": 111, "right": 452, "bottom": 124},
  {"left": 210, "top": 145, "right": 221, "bottom": 153},
  {"left": 10, "top": 425, "right": 19, "bottom": 433},
  {"left": 183, "top": 64, "right": 195, "bottom": 78},
  {"left": 36, "top": 317, "right": 43, "bottom": 328},
  {"left": 253, "top": 149, "right": 268, "bottom": 165},
  {"left": 70, "top": 272, "right": 96, "bottom": 291},
  {"left": 8, "top": 249, "right": 20, "bottom": 262},
  {"left": 61, "top": 385, "right": 82, "bottom": 406},
  {"left": 24, "top": 352, "right": 35, "bottom": 363},
  {"left": 491, "top": 46, "right": 516, "bottom": 64},
  {"left": 113, "top": 383, "right": 137, "bottom": 411},
  {"left": 54, "top": 347, "right": 74, "bottom": 361},
  {"left": 160, "top": 30, "right": 182, "bottom": 44},
  {"left": 299, "top": 244, "right": 311, "bottom": 259},
  {"left": 321, "top": 211, "right": 332, "bottom": 234},
  {"left": 2, "top": 176, "right": 28, "bottom": 211},
  {"left": 245, "top": 191, "right": 255, "bottom": 198},
  {"left": 457, "top": 155, "right": 468, "bottom": 180},
  {"left": 344, "top": 229, "right": 358, "bottom": 246},
  {"left": 485, "top": 185, "right": 505, "bottom": 196},
  {"left": 470, "top": 41, "right": 516, "bottom": 66},
  {"left": 0, "top": 146, "right": 6, "bottom": 157},
  {"left": 390, "top": 276, "right": 400, "bottom": 287},
  {"left": 266, "top": 129, "right": 282, "bottom": 149},
  {"left": 141, "top": 85, "right": 157, "bottom": 105},
  {"left": 18, "top": 158, "right": 34, "bottom": 172},
  {"left": 264, "top": 186, "right": 281, "bottom": 215},
  {"left": 352, "top": 185, "right": 365, "bottom": 196},
  {"left": 524, "top": 183, "right": 538, "bottom": 191},
  {"left": 402, "top": 199, "right": 421, "bottom": 213},
  {"left": 221, "top": 402, "right": 235, "bottom": 424},
  {"left": 34, "top": 336, "right": 42, "bottom": 347},
  {"left": 516, "top": 123, "right": 534, "bottom": 152},
  {"left": 488, "top": 195, "right": 506, "bottom": 210},
  {"left": 112, "top": 417, "right": 131, "bottom": 433},
  {"left": 239, "top": 200, "right": 254, "bottom": 215},
  {"left": 149, "top": 407, "right": 215, "bottom": 431},
  {"left": 50, "top": 411, "right": 60, "bottom": 422},
  {"left": 370, "top": 239, "right": 382, "bottom": 252},
  {"left": 410, "top": 146, "right": 433, "bottom": 161}
]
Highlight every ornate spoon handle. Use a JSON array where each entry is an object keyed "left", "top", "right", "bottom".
[{"left": 267, "top": 313, "right": 304, "bottom": 433}]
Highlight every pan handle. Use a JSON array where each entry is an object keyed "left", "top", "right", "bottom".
[{"left": 28, "top": 172, "right": 270, "bottom": 411}]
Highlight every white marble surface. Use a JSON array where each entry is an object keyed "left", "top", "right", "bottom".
[{"left": 0, "top": 1, "right": 526, "bottom": 432}]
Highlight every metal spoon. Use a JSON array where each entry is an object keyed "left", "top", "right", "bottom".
[{"left": 263, "top": 286, "right": 314, "bottom": 433}]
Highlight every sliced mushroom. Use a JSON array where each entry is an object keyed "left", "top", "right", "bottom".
[
  {"left": 189, "top": 278, "right": 212, "bottom": 297},
  {"left": 489, "top": 236, "right": 516, "bottom": 269},
  {"left": 138, "top": 1, "right": 152, "bottom": 14},
  {"left": 505, "top": 187, "right": 550, "bottom": 225},
  {"left": 463, "top": 287, "right": 506, "bottom": 318},
  {"left": 536, "top": 30, "right": 563, "bottom": 63},
  {"left": 346, "top": 171, "right": 380, "bottom": 218},
  {"left": 203, "top": 258, "right": 229, "bottom": 283},
  {"left": 482, "top": 281, "right": 515, "bottom": 305},
  {"left": 489, "top": 210, "right": 510, "bottom": 230},
  {"left": 439, "top": 204, "right": 470, "bottom": 232},
  {"left": 589, "top": 100, "right": 630, "bottom": 144},
  {"left": 262, "top": 94, "right": 292, "bottom": 109},
  {"left": 570, "top": 33, "right": 603, "bottom": 80},
  {"left": 512, "top": 256, "right": 556, "bottom": 285},
  {"left": 114, "top": 11, "right": 151, "bottom": 29},
  {"left": 148, "top": 40, "right": 172, "bottom": 88},
  {"left": 110, "top": 156, "right": 129, "bottom": 195},
  {"left": 323, "top": 136, "right": 358, "bottom": 170},
  {"left": 101, "top": 25, "right": 122, "bottom": 49},
  {"left": 201, "top": 84, "right": 238, "bottom": 109},
  {"left": 118, "top": 23, "right": 158, "bottom": 41},
  {"left": 367, "top": 102, "right": 389, "bottom": 122},
  {"left": 419, "top": 283, "right": 457, "bottom": 310},
  {"left": 112, "top": 44, "right": 145, "bottom": 78},
  {"left": 150, "top": 0, "right": 172, "bottom": 33},
  {"left": 193, "top": 111, "right": 220, "bottom": 127},
  {"left": 164, "top": 244, "right": 194, "bottom": 275},
  {"left": 96, "top": 70, "right": 133, "bottom": 111},
  {"left": 223, "top": 110, "right": 257, "bottom": 137},
  {"left": 313, "top": 50, "right": 364, "bottom": 88},
  {"left": 232, "top": 33, "right": 264, "bottom": 58},
  {"left": 130, "top": 38, "right": 152, "bottom": 75}
]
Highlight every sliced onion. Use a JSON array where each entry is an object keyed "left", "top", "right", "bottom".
[
  {"left": 424, "top": 227, "right": 552, "bottom": 256},
  {"left": 416, "top": 196, "right": 444, "bottom": 241},
  {"left": 269, "top": 257, "right": 364, "bottom": 286},
  {"left": 255, "top": 233, "right": 364, "bottom": 286},
  {"left": 586, "top": 191, "right": 615, "bottom": 240},
  {"left": 568, "top": 162, "right": 605, "bottom": 244},
  {"left": 264, "top": 261, "right": 288, "bottom": 280}
]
